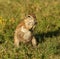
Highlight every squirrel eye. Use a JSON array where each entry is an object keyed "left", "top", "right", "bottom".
[{"left": 28, "top": 15, "right": 31, "bottom": 17}]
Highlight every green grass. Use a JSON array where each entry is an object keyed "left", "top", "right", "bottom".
[{"left": 0, "top": 0, "right": 60, "bottom": 59}]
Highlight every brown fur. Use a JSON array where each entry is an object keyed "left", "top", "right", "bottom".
[{"left": 14, "top": 14, "right": 37, "bottom": 47}]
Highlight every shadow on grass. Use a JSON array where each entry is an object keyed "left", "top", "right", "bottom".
[{"left": 34, "top": 27, "right": 60, "bottom": 43}]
